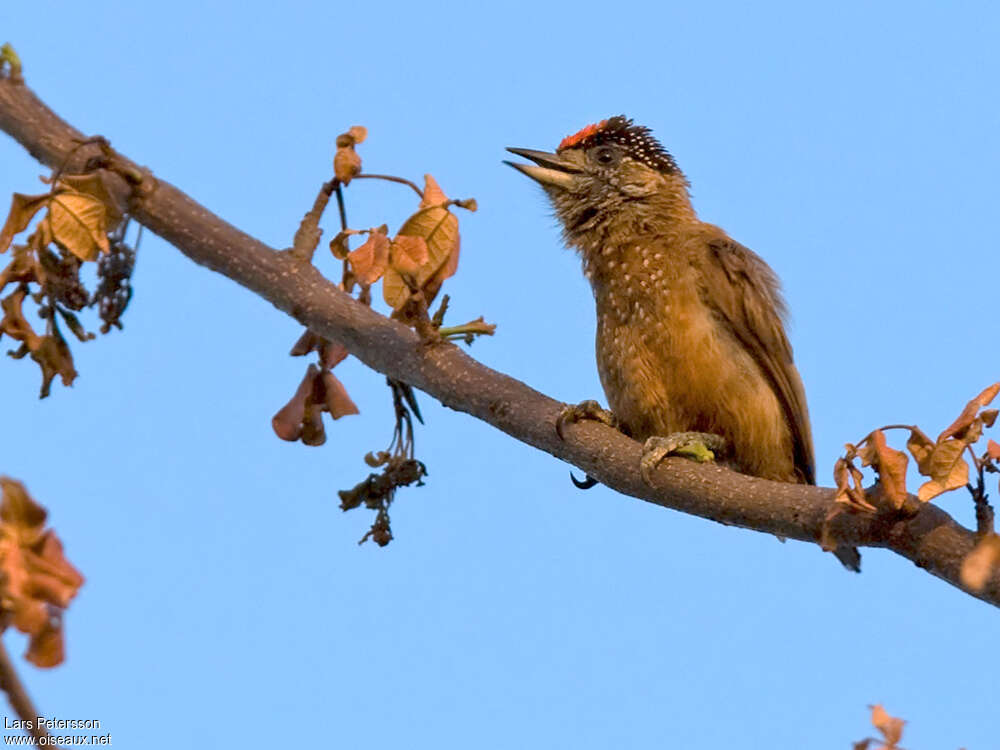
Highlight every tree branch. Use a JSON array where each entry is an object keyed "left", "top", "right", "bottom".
[{"left": 1, "top": 73, "right": 997, "bottom": 607}]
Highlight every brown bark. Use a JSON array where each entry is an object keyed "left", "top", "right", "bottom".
[{"left": 1, "top": 73, "right": 997, "bottom": 608}]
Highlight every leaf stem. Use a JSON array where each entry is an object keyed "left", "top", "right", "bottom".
[
  {"left": 876, "top": 424, "right": 917, "bottom": 434},
  {"left": 438, "top": 319, "right": 496, "bottom": 341},
  {"left": 333, "top": 180, "right": 348, "bottom": 231},
  {"left": 352, "top": 173, "right": 423, "bottom": 197}
]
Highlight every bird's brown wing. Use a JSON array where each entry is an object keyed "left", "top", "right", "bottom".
[{"left": 700, "top": 236, "right": 815, "bottom": 484}]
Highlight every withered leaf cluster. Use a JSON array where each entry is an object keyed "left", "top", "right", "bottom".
[
  {"left": 834, "top": 383, "right": 999, "bottom": 511},
  {"left": 338, "top": 453, "right": 427, "bottom": 546},
  {"left": 832, "top": 383, "right": 1000, "bottom": 590},
  {"left": 333, "top": 126, "right": 367, "bottom": 185},
  {"left": 272, "top": 330, "right": 358, "bottom": 446},
  {"left": 854, "top": 704, "right": 906, "bottom": 750},
  {"left": 332, "top": 173, "right": 473, "bottom": 316},
  {"left": 0, "top": 170, "right": 136, "bottom": 397},
  {"left": 275, "top": 129, "right": 483, "bottom": 447},
  {"left": 0, "top": 478, "right": 83, "bottom": 668},
  {"left": 274, "top": 126, "right": 485, "bottom": 547}
]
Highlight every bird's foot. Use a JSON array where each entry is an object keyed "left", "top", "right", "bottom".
[
  {"left": 555, "top": 399, "right": 618, "bottom": 440},
  {"left": 640, "top": 432, "right": 727, "bottom": 483},
  {"left": 556, "top": 400, "right": 619, "bottom": 490}
]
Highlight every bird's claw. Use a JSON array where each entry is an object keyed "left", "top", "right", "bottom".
[
  {"left": 555, "top": 399, "right": 617, "bottom": 440},
  {"left": 640, "top": 432, "right": 727, "bottom": 484},
  {"left": 570, "top": 472, "right": 599, "bottom": 489}
]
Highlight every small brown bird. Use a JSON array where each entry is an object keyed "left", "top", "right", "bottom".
[{"left": 506, "top": 116, "right": 858, "bottom": 570}]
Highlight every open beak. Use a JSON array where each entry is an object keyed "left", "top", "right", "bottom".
[{"left": 504, "top": 147, "right": 580, "bottom": 190}]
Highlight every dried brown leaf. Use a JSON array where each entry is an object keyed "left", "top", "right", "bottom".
[
  {"left": 364, "top": 451, "right": 390, "bottom": 467},
  {"left": 0, "top": 192, "right": 49, "bottom": 253},
  {"left": 988, "top": 439, "right": 1000, "bottom": 461},
  {"left": 871, "top": 430, "right": 909, "bottom": 509},
  {"left": 57, "top": 173, "right": 126, "bottom": 230},
  {"left": 0, "top": 287, "right": 40, "bottom": 347},
  {"left": 0, "top": 479, "right": 48, "bottom": 531},
  {"left": 383, "top": 174, "right": 460, "bottom": 310},
  {"left": 381, "top": 269, "right": 409, "bottom": 311},
  {"left": 333, "top": 127, "right": 366, "bottom": 185},
  {"left": 938, "top": 382, "right": 1000, "bottom": 443},
  {"left": 963, "top": 418, "right": 985, "bottom": 445},
  {"left": 422, "top": 173, "right": 448, "bottom": 205},
  {"left": 271, "top": 364, "right": 319, "bottom": 441},
  {"left": 916, "top": 438, "right": 969, "bottom": 502},
  {"left": 329, "top": 229, "right": 356, "bottom": 260},
  {"left": 907, "top": 427, "right": 935, "bottom": 476},
  {"left": 57, "top": 307, "right": 93, "bottom": 342},
  {"left": 424, "top": 229, "right": 461, "bottom": 302},
  {"left": 300, "top": 369, "right": 330, "bottom": 445},
  {"left": 334, "top": 147, "right": 362, "bottom": 185},
  {"left": 869, "top": 704, "right": 904, "bottom": 748},
  {"left": 320, "top": 340, "right": 350, "bottom": 370},
  {"left": 1, "top": 278, "right": 81, "bottom": 397},
  {"left": 390, "top": 235, "right": 430, "bottom": 275},
  {"left": 347, "top": 125, "right": 367, "bottom": 144},
  {"left": 960, "top": 533, "right": 1000, "bottom": 591},
  {"left": 0, "top": 477, "right": 84, "bottom": 668},
  {"left": 48, "top": 190, "right": 109, "bottom": 261},
  {"left": 833, "top": 458, "right": 850, "bottom": 501},
  {"left": 982, "top": 408, "right": 998, "bottom": 428},
  {"left": 336, "top": 126, "right": 367, "bottom": 148},
  {"left": 289, "top": 329, "right": 322, "bottom": 357},
  {"left": 27, "top": 333, "right": 78, "bottom": 399},
  {"left": 847, "top": 464, "right": 876, "bottom": 512},
  {"left": 301, "top": 401, "right": 326, "bottom": 446},
  {"left": 348, "top": 230, "right": 390, "bottom": 285},
  {"left": 833, "top": 456, "right": 876, "bottom": 513},
  {"left": 321, "top": 370, "right": 359, "bottom": 419},
  {"left": 25, "top": 615, "right": 64, "bottom": 669}
]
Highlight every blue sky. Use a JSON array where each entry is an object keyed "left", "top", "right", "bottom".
[{"left": 1, "top": 1, "right": 998, "bottom": 747}]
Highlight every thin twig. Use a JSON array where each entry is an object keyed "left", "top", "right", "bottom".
[
  {"left": 291, "top": 179, "right": 336, "bottom": 263},
  {"left": 333, "top": 181, "right": 348, "bottom": 231},
  {"left": 876, "top": 424, "right": 918, "bottom": 433},
  {"left": 968, "top": 449, "right": 994, "bottom": 537},
  {"left": 352, "top": 173, "right": 423, "bottom": 197},
  {"left": 333, "top": 181, "right": 352, "bottom": 284},
  {"left": 0, "top": 637, "right": 59, "bottom": 747}
]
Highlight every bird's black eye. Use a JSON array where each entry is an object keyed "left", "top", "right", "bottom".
[{"left": 590, "top": 145, "right": 620, "bottom": 166}]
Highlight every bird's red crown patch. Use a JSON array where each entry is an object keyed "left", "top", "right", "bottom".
[{"left": 558, "top": 120, "right": 608, "bottom": 151}]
